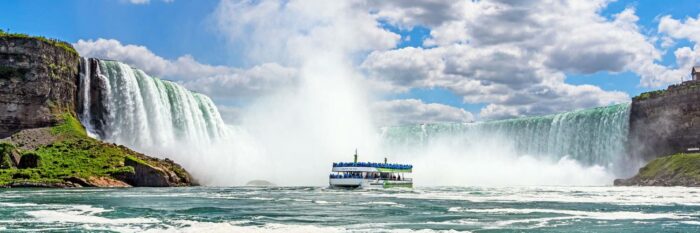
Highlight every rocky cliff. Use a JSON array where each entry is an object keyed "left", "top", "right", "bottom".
[
  {"left": 0, "top": 35, "right": 79, "bottom": 138},
  {"left": 627, "top": 81, "right": 700, "bottom": 161},
  {"left": 0, "top": 33, "right": 194, "bottom": 187},
  {"left": 617, "top": 80, "right": 700, "bottom": 186}
]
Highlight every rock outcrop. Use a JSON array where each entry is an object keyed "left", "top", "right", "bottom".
[
  {"left": 614, "top": 153, "right": 700, "bottom": 186},
  {"left": 118, "top": 156, "right": 190, "bottom": 187},
  {"left": 628, "top": 81, "right": 700, "bottom": 162},
  {"left": 0, "top": 36, "right": 79, "bottom": 138},
  {"left": 245, "top": 180, "right": 276, "bottom": 186}
]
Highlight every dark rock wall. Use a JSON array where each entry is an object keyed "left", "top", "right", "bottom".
[
  {"left": 77, "top": 58, "right": 108, "bottom": 138},
  {"left": 628, "top": 81, "right": 700, "bottom": 161},
  {"left": 0, "top": 37, "right": 79, "bottom": 138}
]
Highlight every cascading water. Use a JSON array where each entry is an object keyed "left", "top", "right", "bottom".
[
  {"left": 77, "top": 58, "right": 229, "bottom": 153},
  {"left": 381, "top": 104, "right": 634, "bottom": 178}
]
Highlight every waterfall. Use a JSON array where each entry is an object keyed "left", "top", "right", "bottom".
[
  {"left": 75, "top": 57, "right": 633, "bottom": 185},
  {"left": 381, "top": 104, "right": 632, "bottom": 174},
  {"left": 78, "top": 58, "right": 93, "bottom": 135},
  {"left": 77, "top": 58, "right": 229, "bottom": 152}
]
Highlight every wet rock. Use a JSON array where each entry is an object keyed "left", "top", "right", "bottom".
[
  {"left": 246, "top": 180, "right": 276, "bottom": 186},
  {"left": 64, "top": 176, "right": 131, "bottom": 188},
  {"left": 120, "top": 156, "right": 175, "bottom": 187},
  {"left": 17, "top": 152, "right": 40, "bottom": 169}
]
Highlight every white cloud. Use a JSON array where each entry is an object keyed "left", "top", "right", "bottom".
[
  {"left": 373, "top": 99, "right": 474, "bottom": 125},
  {"left": 368, "top": 0, "right": 466, "bottom": 28},
  {"left": 659, "top": 14, "right": 700, "bottom": 43},
  {"left": 648, "top": 14, "right": 700, "bottom": 85},
  {"left": 363, "top": 44, "right": 630, "bottom": 119},
  {"left": 362, "top": 0, "right": 653, "bottom": 119}
]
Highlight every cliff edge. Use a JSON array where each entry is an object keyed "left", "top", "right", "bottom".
[
  {"left": 617, "top": 79, "right": 700, "bottom": 186},
  {"left": 0, "top": 31, "right": 194, "bottom": 187}
]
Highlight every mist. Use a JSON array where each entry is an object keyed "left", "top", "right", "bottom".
[{"left": 174, "top": 0, "right": 626, "bottom": 187}]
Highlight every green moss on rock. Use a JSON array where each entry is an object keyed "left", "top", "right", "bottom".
[
  {"left": 0, "top": 143, "right": 17, "bottom": 168},
  {"left": 0, "top": 114, "right": 192, "bottom": 187},
  {"left": 634, "top": 89, "right": 666, "bottom": 101},
  {"left": 615, "top": 153, "right": 700, "bottom": 186},
  {"left": 0, "top": 30, "right": 78, "bottom": 56},
  {"left": 638, "top": 153, "right": 700, "bottom": 179}
]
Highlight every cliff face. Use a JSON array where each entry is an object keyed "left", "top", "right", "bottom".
[
  {"left": 628, "top": 81, "right": 700, "bottom": 161},
  {"left": 0, "top": 37, "right": 79, "bottom": 138}
]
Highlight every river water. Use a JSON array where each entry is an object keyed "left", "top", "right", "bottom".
[{"left": 1, "top": 186, "right": 699, "bottom": 232}]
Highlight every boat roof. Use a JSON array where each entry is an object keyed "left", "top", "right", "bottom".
[
  {"left": 333, "top": 162, "right": 412, "bottom": 167},
  {"left": 332, "top": 162, "right": 412, "bottom": 173}
]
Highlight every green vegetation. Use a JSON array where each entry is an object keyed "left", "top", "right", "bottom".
[
  {"left": 0, "top": 142, "right": 16, "bottom": 168},
  {"left": 637, "top": 153, "right": 700, "bottom": 180},
  {"left": 634, "top": 89, "right": 666, "bottom": 101},
  {"left": 0, "top": 114, "right": 138, "bottom": 186},
  {"left": 50, "top": 113, "right": 87, "bottom": 138},
  {"left": 0, "top": 30, "right": 78, "bottom": 56}
]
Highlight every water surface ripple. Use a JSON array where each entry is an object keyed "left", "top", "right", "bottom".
[{"left": 1, "top": 186, "right": 699, "bottom": 232}]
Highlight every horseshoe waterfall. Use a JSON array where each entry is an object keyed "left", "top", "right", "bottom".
[{"left": 381, "top": 104, "right": 635, "bottom": 178}]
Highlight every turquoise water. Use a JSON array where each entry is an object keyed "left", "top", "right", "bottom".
[{"left": 1, "top": 186, "right": 699, "bottom": 232}]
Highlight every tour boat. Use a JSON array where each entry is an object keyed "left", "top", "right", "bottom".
[{"left": 329, "top": 151, "right": 413, "bottom": 189}]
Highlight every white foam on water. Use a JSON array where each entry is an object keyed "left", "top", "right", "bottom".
[
  {"left": 0, "top": 202, "right": 39, "bottom": 207},
  {"left": 370, "top": 186, "right": 700, "bottom": 206},
  {"left": 313, "top": 200, "right": 341, "bottom": 204},
  {"left": 149, "top": 221, "right": 471, "bottom": 233},
  {"left": 449, "top": 207, "right": 689, "bottom": 220},
  {"left": 140, "top": 220, "right": 346, "bottom": 233},
  {"left": 361, "top": 201, "right": 399, "bottom": 205},
  {"left": 25, "top": 205, "right": 158, "bottom": 225}
]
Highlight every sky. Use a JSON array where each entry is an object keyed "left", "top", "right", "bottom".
[{"left": 3, "top": 0, "right": 700, "bottom": 125}]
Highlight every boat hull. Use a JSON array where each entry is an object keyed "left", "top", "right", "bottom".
[{"left": 329, "top": 178, "right": 413, "bottom": 189}]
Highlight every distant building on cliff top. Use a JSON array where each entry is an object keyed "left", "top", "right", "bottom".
[{"left": 693, "top": 66, "right": 700, "bottom": 81}]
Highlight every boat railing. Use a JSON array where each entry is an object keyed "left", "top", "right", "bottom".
[
  {"left": 377, "top": 177, "right": 412, "bottom": 181},
  {"left": 332, "top": 162, "right": 413, "bottom": 170},
  {"left": 329, "top": 174, "right": 412, "bottom": 181}
]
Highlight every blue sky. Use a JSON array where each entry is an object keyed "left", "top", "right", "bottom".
[{"left": 3, "top": 0, "right": 700, "bottom": 123}]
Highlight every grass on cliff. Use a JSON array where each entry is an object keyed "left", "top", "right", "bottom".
[
  {"left": 0, "top": 29, "right": 78, "bottom": 56},
  {"left": 0, "top": 114, "right": 137, "bottom": 186},
  {"left": 634, "top": 89, "right": 666, "bottom": 101},
  {"left": 637, "top": 153, "right": 700, "bottom": 180}
]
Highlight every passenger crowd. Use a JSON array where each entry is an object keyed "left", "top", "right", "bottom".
[
  {"left": 329, "top": 173, "right": 406, "bottom": 180},
  {"left": 332, "top": 162, "right": 412, "bottom": 169}
]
